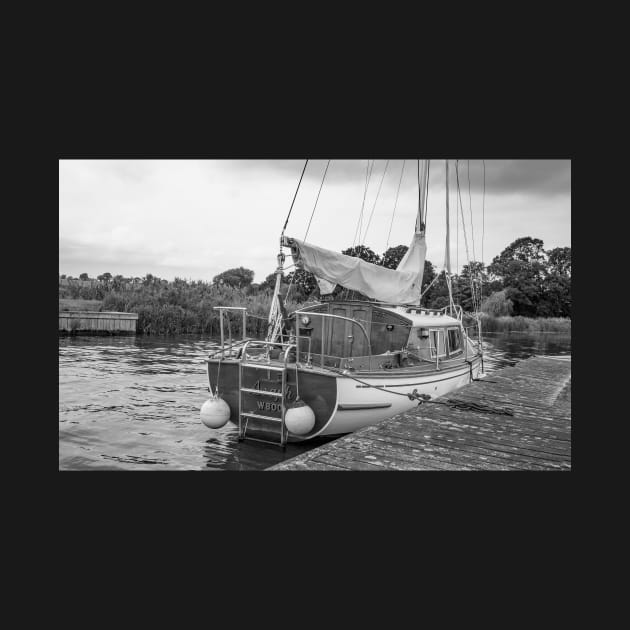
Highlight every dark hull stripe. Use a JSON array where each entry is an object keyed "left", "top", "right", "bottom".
[{"left": 337, "top": 403, "right": 392, "bottom": 411}]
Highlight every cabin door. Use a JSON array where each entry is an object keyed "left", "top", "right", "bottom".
[{"left": 325, "top": 305, "right": 372, "bottom": 358}]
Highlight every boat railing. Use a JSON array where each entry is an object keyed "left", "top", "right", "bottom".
[
  {"left": 212, "top": 306, "right": 249, "bottom": 358},
  {"left": 293, "top": 310, "right": 372, "bottom": 369},
  {"left": 239, "top": 339, "right": 297, "bottom": 365},
  {"left": 438, "top": 304, "right": 464, "bottom": 320},
  {"left": 463, "top": 322, "right": 483, "bottom": 357}
]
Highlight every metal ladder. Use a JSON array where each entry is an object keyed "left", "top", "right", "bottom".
[{"left": 237, "top": 341, "right": 294, "bottom": 447}]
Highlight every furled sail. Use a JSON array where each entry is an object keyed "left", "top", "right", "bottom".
[{"left": 287, "top": 232, "right": 427, "bottom": 304}]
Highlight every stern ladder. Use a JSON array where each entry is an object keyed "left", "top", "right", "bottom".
[{"left": 237, "top": 341, "right": 295, "bottom": 448}]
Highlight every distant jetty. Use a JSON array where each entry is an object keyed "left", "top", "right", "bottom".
[{"left": 59, "top": 310, "right": 138, "bottom": 335}]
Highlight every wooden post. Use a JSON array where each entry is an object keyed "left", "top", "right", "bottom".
[{"left": 219, "top": 311, "right": 224, "bottom": 357}]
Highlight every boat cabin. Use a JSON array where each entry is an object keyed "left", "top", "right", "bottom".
[{"left": 291, "top": 300, "right": 466, "bottom": 371}]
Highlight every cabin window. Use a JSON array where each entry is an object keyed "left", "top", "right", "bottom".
[
  {"left": 429, "top": 329, "right": 447, "bottom": 358},
  {"left": 406, "top": 327, "right": 422, "bottom": 354},
  {"left": 447, "top": 327, "right": 462, "bottom": 356}
]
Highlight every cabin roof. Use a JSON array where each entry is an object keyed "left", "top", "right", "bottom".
[
  {"left": 380, "top": 306, "right": 461, "bottom": 327},
  {"left": 299, "top": 300, "right": 462, "bottom": 328}
]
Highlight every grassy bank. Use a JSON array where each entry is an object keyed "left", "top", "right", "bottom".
[
  {"left": 59, "top": 299, "right": 104, "bottom": 312},
  {"left": 98, "top": 285, "right": 308, "bottom": 336},
  {"left": 479, "top": 314, "right": 571, "bottom": 333},
  {"left": 59, "top": 282, "right": 571, "bottom": 337}
]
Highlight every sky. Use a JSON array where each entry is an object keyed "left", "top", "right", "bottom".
[{"left": 59, "top": 159, "right": 571, "bottom": 283}]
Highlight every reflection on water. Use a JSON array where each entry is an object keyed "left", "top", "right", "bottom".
[{"left": 59, "top": 332, "right": 571, "bottom": 471}]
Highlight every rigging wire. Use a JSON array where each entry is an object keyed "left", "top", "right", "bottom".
[
  {"left": 419, "top": 268, "right": 442, "bottom": 301},
  {"left": 358, "top": 159, "right": 375, "bottom": 244},
  {"left": 481, "top": 160, "right": 486, "bottom": 306},
  {"left": 303, "top": 159, "right": 330, "bottom": 242},
  {"left": 467, "top": 160, "right": 476, "bottom": 263},
  {"left": 386, "top": 160, "right": 406, "bottom": 250},
  {"left": 455, "top": 160, "right": 459, "bottom": 274},
  {"left": 274, "top": 159, "right": 307, "bottom": 340},
  {"left": 422, "top": 160, "right": 431, "bottom": 231},
  {"left": 361, "top": 159, "right": 389, "bottom": 243},
  {"left": 456, "top": 160, "right": 479, "bottom": 313},
  {"left": 455, "top": 161, "right": 459, "bottom": 302},
  {"left": 467, "top": 160, "right": 479, "bottom": 313},
  {"left": 281, "top": 160, "right": 309, "bottom": 238},
  {"left": 456, "top": 162, "right": 471, "bottom": 263},
  {"left": 417, "top": 160, "right": 421, "bottom": 227},
  {"left": 353, "top": 159, "right": 374, "bottom": 247}
]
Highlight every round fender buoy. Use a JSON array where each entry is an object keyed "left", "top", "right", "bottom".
[
  {"left": 200, "top": 396, "right": 231, "bottom": 429},
  {"left": 284, "top": 399, "right": 315, "bottom": 436}
]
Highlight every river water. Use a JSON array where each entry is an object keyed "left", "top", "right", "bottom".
[{"left": 59, "top": 332, "right": 571, "bottom": 471}]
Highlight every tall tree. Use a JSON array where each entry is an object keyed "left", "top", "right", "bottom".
[
  {"left": 259, "top": 272, "right": 286, "bottom": 292},
  {"left": 212, "top": 267, "right": 255, "bottom": 289},
  {"left": 342, "top": 245, "right": 381, "bottom": 265},
  {"left": 488, "top": 237, "right": 547, "bottom": 316},
  {"left": 420, "top": 260, "right": 437, "bottom": 303},
  {"left": 284, "top": 269, "right": 318, "bottom": 300},
  {"left": 540, "top": 272, "right": 571, "bottom": 317},
  {"left": 481, "top": 290, "right": 514, "bottom": 316},
  {"left": 491, "top": 236, "right": 546, "bottom": 267},
  {"left": 381, "top": 245, "right": 408, "bottom": 269},
  {"left": 547, "top": 247, "right": 571, "bottom": 276},
  {"left": 456, "top": 261, "right": 488, "bottom": 312}
]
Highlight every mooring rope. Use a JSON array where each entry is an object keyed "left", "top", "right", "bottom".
[{"left": 213, "top": 357, "right": 222, "bottom": 397}]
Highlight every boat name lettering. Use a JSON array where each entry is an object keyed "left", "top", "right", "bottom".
[
  {"left": 257, "top": 401, "right": 283, "bottom": 412},
  {"left": 252, "top": 379, "right": 296, "bottom": 402}
]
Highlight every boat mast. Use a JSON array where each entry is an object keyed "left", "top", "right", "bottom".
[
  {"left": 445, "top": 159, "right": 455, "bottom": 316},
  {"left": 445, "top": 159, "right": 451, "bottom": 275},
  {"left": 266, "top": 245, "right": 285, "bottom": 342},
  {"left": 267, "top": 160, "right": 309, "bottom": 342}
]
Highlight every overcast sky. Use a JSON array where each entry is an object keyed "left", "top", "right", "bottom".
[{"left": 59, "top": 160, "right": 570, "bottom": 283}]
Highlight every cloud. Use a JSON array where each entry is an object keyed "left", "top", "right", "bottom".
[
  {"left": 226, "top": 159, "right": 570, "bottom": 197},
  {"left": 59, "top": 159, "right": 570, "bottom": 282}
]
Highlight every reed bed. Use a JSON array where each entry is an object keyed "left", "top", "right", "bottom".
[
  {"left": 99, "top": 285, "right": 306, "bottom": 336},
  {"left": 479, "top": 314, "right": 571, "bottom": 333},
  {"left": 59, "top": 299, "right": 104, "bottom": 312},
  {"left": 63, "top": 280, "right": 571, "bottom": 337}
]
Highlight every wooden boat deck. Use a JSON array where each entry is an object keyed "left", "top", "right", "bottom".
[{"left": 267, "top": 355, "right": 571, "bottom": 471}]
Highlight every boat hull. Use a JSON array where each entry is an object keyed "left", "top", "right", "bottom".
[
  {"left": 324, "top": 358, "right": 481, "bottom": 436},
  {"left": 206, "top": 355, "right": 482, "bottom": 441}
]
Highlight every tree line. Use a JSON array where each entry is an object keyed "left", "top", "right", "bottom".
[
  {"left": 59, "top": 236, "right": 570, "bottom": 335},
  {"left": 220, "top": 236, "right": 570, "bottom": 318}
]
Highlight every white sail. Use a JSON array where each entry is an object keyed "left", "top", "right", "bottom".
[{"left": 287, "top": 232, "right": 426, "bottom": 304}]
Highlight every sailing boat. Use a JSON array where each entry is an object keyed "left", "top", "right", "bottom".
[{"left": 201, "top": 160, "right": 484, "bottom": 446}]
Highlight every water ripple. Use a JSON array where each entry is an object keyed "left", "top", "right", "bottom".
[{"left": 59, "top": 332, "right": 571, "bottom": 470}]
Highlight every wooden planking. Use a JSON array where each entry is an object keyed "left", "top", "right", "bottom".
[
  {"left": 59, "top": 310, "right": 138, "bottom": 334},
  {"left": 268, "top": 355, "right": 571, "bottom": 471}
]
